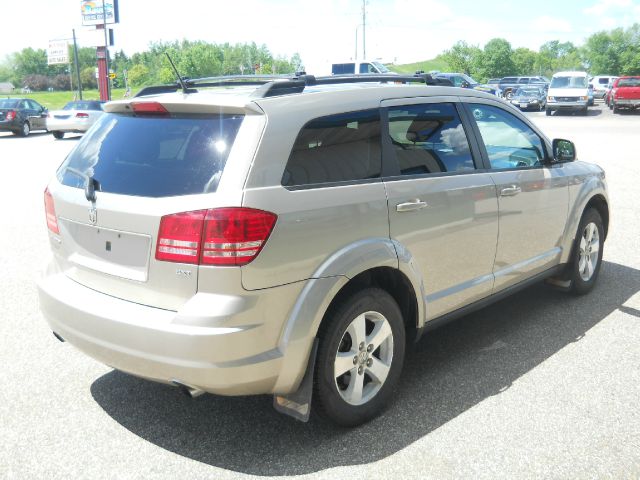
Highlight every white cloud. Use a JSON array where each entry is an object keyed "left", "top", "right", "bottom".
[
  {"left": 531, "top": 16, "right": 573, "bottom": 33},
  {"left": 584, "top": 0, "right": 633, "bottom": 16}
]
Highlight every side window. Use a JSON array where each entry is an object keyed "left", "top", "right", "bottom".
[
  {"left": 517, "top": 78, "right": 529, "bottom": 84},
  {"left": 332, "top": 63, "right": 355, "bottom": 75},
  {"left": 387, "top": 103, "right": 475, "bottom": 176},
  {"left": 359, "top": 63, "right": 374, "bottom": 74},
  {"left": 282, "top": 109, "right": 381, "bottom": 188},
  {"left": 451, "top": 76, "right": 463, "bottom": 87},
  {"left": 469, "top": 103, "right": 545, "bottom": 169}
]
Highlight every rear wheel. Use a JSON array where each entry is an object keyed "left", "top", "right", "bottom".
[
  {"left": 16, "top": 122, "right": 30, "bottom": 137},
  {"left": 613, "top": 104, "right": 619, "bottom": 114},
  {"left": 52, "top": 131, "right": 64, "bottom": 140},
  {"left": 314, "top": 288, "right": 406, "bottom": 426},
  {"left": 568, "top": 209, "right": 604, "bottom": 295},
  {"left": 545, "top": 108, "right": 551, "bottom": 116}
]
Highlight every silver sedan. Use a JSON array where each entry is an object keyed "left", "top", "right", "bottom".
[{"left": 46, "top": 100, "right": 104, "bottom": 139}]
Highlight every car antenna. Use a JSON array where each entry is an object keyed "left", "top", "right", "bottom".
[{"left": 165, "top": 52, "right": 189, "bottom": 94}]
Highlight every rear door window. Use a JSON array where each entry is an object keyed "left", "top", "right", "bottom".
[
  {"left": 332, "top": 63, "right": 355, "bottom": 75},
  {"left": 386, "top": 103, "right": 476, "bottom": 175},
  {"left": 57, "top": 113, "right": 243, "bottom": 198},
  {"left": 282, "top": 109, "right": 381, "bottom": 188}
]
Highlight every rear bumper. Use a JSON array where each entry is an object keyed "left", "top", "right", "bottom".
[
  {"left": 0, "top": 119, "right": 20, "bottom": 131},
  {"left": 37, "top": 270, "right": 305, "bottom": 396},
  {"left": 46, "top": 119, "right": 91, "bottom": 133},
  {"left": 614, "top": 99, "right": 640, "bottom": 107}
]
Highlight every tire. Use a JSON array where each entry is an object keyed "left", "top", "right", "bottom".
[
  {"left": 19, "top": 121, "right": 30, "bottom": 137},
  {"left": 52, "top": 131, "right": 64, "bottom": 140},
  {"left": 314, "top": 288, "right": 406, "bottom": 426},
  {"left": 567, "top": 209, "right": 604, "bottom": 295},
  {"left": 545, "top": 108, "right": 551, "bottom": 116},
  {"left": 582, "top": 107, "right": 588, "bottom": 116},
  {"left": 613, "top": 105, "right": 619, "bottom": 114},
  {"left": 505, "top": 89, "right": 513, "bottom": 100}
]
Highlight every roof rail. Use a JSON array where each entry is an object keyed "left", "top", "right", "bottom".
[{"left": 134, "top": 73, "right": 452, "bottom": 99}]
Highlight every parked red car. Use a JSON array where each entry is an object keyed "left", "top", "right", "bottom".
[{"left": 610, "top": 76, "right": 640, "bottom": 113}]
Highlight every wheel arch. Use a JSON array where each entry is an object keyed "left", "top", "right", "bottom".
[{"left": 272, "top": 239, "right": 426, "bottom": 394}]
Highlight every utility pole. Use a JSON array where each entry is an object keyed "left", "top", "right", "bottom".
[
  {"left": 101, "top": 0, "right": 110, "bottom": 100},
  {"left": 362, "top": 0, "right": 366, "bottom": 60}
]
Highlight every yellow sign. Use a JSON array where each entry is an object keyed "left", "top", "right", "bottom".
[{"left": 108, "top": 73, "right": 116, "bottom": 79}]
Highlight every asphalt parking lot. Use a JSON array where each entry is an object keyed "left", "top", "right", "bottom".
[{"left": 1, "top": 100, "right": 639, "bottom": 479}]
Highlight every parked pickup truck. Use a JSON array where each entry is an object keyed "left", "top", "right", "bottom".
[
  {"left": 611, "top": 76, "right": 640, "bottom": 113},
  {"left": 499, "top": 76, "right": 549, "bottom": 99}
]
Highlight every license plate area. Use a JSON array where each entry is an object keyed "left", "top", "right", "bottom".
[
  {"left": 520, "top": 103, "right": 528, "bottom": 108},
  {"left": 59, "top": 218, "right": 151, "bottom": 282}
]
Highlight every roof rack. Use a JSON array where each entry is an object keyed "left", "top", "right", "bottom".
[{"left": 134, "top": 73, "right": 453, "bottom": 99}]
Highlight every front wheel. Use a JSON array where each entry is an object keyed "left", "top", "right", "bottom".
[
  {"left": 314, "top": 288, "right": 406, "bottom": 426},
  {"left": 568, "top": 209, "right": 604, "bottom": 295},
  {"left": 545, "top": 108, "right": 551, "bottom": 116}
]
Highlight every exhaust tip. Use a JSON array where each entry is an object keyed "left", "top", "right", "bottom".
[{"left": 171, "top": 380, "right": 205, "bottom": 398}]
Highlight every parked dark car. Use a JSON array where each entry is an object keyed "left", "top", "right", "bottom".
[
  {"left": 0, "top": 98, "right": 48, "bottom": 136},
  {"left": 499, "top": 76, "right": 549, "bottom": 100},
  {"left": 434, "top": 73, "right": 500, "bottom": 96},
  {"left": 510, "top": 86, "right": 547, "bottom": 111}
]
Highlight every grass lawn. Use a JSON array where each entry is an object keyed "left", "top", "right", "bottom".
[
  {"left": 1, "top": 88, "right": 127, "bottom": 110},
  {"left": 389, "top": 57, "right": 449, "bottom": 75}
]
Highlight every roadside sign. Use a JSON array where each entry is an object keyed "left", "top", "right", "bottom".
[
  {"left": 108, "top": 73, "right": 116, "bottom": 79},
  {"left": 47, "top": 40, "right": 68, "bottom": 65}
]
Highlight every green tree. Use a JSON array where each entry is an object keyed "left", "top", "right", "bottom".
[
  {"left": 512, "top": 48, "right": 538, "bottom": 75},
  {"left": 441, "top": 41, "right": 482, "bottom": 75},
  {"left": 477, "top": 38, "right": 515, "bottom": 80},
  {"left": 127, "top": 63, "right": 150, "bottom": 86}
]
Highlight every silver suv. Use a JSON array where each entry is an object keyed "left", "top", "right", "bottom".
[{"left": 39, "top": 74, "right": 609, "bottom": 426}]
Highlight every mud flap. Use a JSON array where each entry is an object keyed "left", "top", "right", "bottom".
[{"left": 273, "top": 338, "right": 318, "bottom": 422}]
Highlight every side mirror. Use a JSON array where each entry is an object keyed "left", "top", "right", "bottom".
[{"left": 552, "top": 138, "right": 576, "bottom": 163}]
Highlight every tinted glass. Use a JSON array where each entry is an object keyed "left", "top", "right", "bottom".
[
  {"left": 387, "top": 103, "right": 475, "bottom": 175},
  {"left": 57, "top": 113, "right": 243, "bottom": 198},
  {"left": 282, "top": 109, "right": 381, "bottom": 187},
  {"left": 550, "top": 76, "right": 587, "bottom": 88},
  {"left": 64, "top": 101, "right": 103, "bottom": 111},
  {"left": 469, "top": 103, "right": 544, "bottom": 169},
  {"left": 618, "top": 77, "right": 640, "bottom": 87},
  {"left": 332, "top": 63, "right": 355, "bottom": 75},
  {"left": 0, "top": 99, "right": 19, "bottom": 108}
]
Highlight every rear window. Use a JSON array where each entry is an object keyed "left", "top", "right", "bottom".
[
  {"left": 618, "top": 78, "right": 640, "bottom": 87},
  {"left": 332, "top": 63, "right": 356, "bottom": 75},
  {"left": 63, "top": 101, "right": 103, "bottom": 111},
  {"left": 0, "top": 99, "right": 19, "bottom": 108},
  {"left": 282, "top": 109, "right": 381, "bottom": 188},
  {"left": 57, "top": 113, "right": 243, "bottom": 198}
]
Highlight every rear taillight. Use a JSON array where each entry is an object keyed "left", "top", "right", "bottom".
[
  {"left": 44, "top": 188, "right": 59, "bottom": 234},
  {"left": 201, "top": 208, "right": 277, "bottom": 266},
  {"left": 6, "top": 110, "right": 16, "bottom": 121},
  {"left": 76, "top": 112, "right": 89, "bottom": 118},
  {"left": 155, "top": 208, "right": 277, "bottom": 266},
  {"left": 156, "top": 210, "right": 207, "bottom": 264}
]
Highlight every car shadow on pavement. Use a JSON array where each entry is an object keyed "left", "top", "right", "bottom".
[
  {"left": 552, "top": 108, "right": 602, "bottom": 117},
  {"left": 0, "top": 131, "right": 50, "bottom": 140},
  {"left": 91, "top": 260, "right": 640, "bottom": 476}
]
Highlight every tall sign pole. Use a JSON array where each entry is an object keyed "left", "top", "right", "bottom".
[
  {"left": 362, "top": 0, "right": 366, "bottom": 60},
  {"left": 72, "top": 29, "right": 83, "bottom": 100},
  {"left": 81, "top": 0, "right": 118, "bottom": 102}
]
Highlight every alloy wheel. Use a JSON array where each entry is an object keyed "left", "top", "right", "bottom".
[
  {"left": 578, "top": 222, "right": 600, "bottom": 282},
  {"left": 333, "top": 311, "right": 394, "bottom": 406}
]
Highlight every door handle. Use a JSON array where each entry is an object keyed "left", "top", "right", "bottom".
[
  {"left": 500, "top": 185, "right": 521, "bottom": 197},
  {"left": 396, "top": 199, "right": 428, "bottom": 212}
]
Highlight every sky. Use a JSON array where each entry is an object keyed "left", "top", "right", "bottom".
[{"left": 1, "top": 0, "right": 639, "bottom": 69}]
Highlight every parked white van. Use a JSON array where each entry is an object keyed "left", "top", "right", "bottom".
[
  {"left": 546, "top": 71, "right": 589, "bottom": 116},
  {"left": 590, "top": 75, "right": 618, "bottom": 99}
]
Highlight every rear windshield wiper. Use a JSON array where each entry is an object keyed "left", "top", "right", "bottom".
[{"left": 63, "top": 167, "right": 101, "bottom": 202}]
